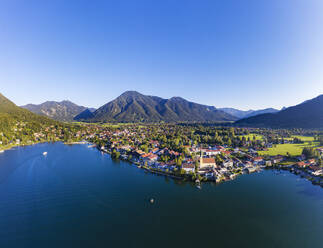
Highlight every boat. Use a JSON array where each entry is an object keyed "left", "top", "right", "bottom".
[
  {"left": 43, "top": 152, "right": 48, "bottom": 156},
  {"left": 0, "top": 150, "right": 4, "bottom": 153},
  {"left": 195, "top": 179, "right": 201, "bottom": 189}
]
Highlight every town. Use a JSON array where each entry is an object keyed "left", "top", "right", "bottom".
[
  {"left": 82, "top": 124, "right": 323, "bottom": 188},
  {"left": 1, "top": 121, "right": 322, "bottom": 188}
]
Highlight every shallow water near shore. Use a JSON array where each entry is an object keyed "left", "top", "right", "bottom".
[{"left": 0, "top": 142, "right": 322, "bottom": 248}]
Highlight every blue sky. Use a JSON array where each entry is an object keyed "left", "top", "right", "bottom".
[{"left": 0, "top": 0, "right": 323, "bottom": 110}]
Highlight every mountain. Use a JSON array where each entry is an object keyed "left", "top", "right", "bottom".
[
  {"left": 0, "top": 93, "right": 17, "bottom": 113},
  {"left": 79, "top": 91, "right": 237, "bottom": 123},
  {"left": 235, "top": 94, "right": 323, "bottom": 128},
  {"left": 88, "top": 108, "right": 96, "bottom": 113},
  {"left": 21, "top": 101, "right": 90, "bottom": 122},
  {"left": 0, "top": 93, "right": 57, "bottom": 126},
  {"left": 74, "top": 108, "right": 95, "bottom": 121},
  {"left": 219, "top": 108, "right": 279, "bottom": 119},
  {"left": 1, "top": 93, "right": 43, "bottom": 120}
]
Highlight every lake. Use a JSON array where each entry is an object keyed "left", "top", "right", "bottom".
[{"left": 0, "top": 142, "right": 322, "bottom": 248}]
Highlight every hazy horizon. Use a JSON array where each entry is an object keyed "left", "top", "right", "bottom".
[{"left": 11, "top": 90, "right": 322, "bottom": 112}]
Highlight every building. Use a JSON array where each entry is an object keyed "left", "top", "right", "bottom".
[
  {"left": 223, "top": 160, "right": 233, "bottom": 168},
  {"left": 222, "top": 150, "right": 231, "bottom": 156},
  {"left": 151, "top": 148, "right": 159, "bottom": 154},
  {"left": 296, "top": 161, "right": 307, "bottom": 168},
  {"left": 265, "top": 161, "right": 272, "bottom": 166},
  {"left": 243, "top": 166, "right": 258, "bottom": 174},
  {"left": 272, "top": 156, "right": 284, "bottom": 164},
  {"left": 316, "top": 148, "right": 323, "bottom": 154},
  {"left": 202, "top": 149, "right": 220, "bottom": 156},
  {"left": 309, "top": 165, "right": 323, "bottom": 176},
  {"left": 140, "top": 153, "right": 158, "bottom": 162},
  {"left": 182, "top": 163, "right": 195, "bottom": 173},
  {"left": 253, "top": 157, "right": 263, "bottom": 163},
  {"left": 147, "top": 154, "right": 158, "bottom": 162},
  {"left": 200, "top": 157, "right": 216, "bottom": 169}
]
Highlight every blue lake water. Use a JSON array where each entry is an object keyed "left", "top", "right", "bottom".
[{"left": 0, "top": 142, "right": 322, "bottom": 248}]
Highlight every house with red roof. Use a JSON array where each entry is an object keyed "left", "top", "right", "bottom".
[
  {"left": 200, "top": 157, "right": 216, "bottom": 169},
  {"left": 222, "top": 150, "right": 231, "bottom": 155},
  {"left": 296, "top": 161, "right": 307, "bottom": 168},
  {"left": 182, "top": 163, "right": 195, "bottom": 173}
]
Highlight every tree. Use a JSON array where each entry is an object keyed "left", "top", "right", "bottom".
[
  {"left": 176, "top": 157, "right": 182, "bottom": 166},
  {"left": 111, "top": 149, "right": 120, "bottom": 159},
  {"left": 302, "top": 147, "right": 315, "bottom": 159},
  {"left": 195, "top": 159, "right": 199, "bottom": 170},
  {"left": 318, "top": 158, "right": 323, "bottom": 167},
  {"left": 319, "top": 136, "right": 323, "bottom": 146},
  {"left": 215, "top": 154, "right": 223, "bottom": 164}
]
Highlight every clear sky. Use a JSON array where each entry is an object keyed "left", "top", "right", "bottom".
[{"left": 0, "top": 0, "right": 323, "bottom": 110}]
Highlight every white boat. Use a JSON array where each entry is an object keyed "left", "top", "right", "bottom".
[
  {"left": 0, "top": 150, "right": 4, "bottom": 153},
  {"left": 43, "top": 152, "right": 48, "bottom": 156}
]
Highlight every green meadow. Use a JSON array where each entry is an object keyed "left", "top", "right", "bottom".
[
  {"left": 258, "top": 141, "right": 319, "bottom": 156},
  {"left": 285, "top": 135, "right": 315, "bottom": 142},
  {"left": 238, "top": 134, "right": 264, "bottom": 141}
]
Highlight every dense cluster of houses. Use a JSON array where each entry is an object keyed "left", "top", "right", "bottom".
[
  {"left": 271, "top": 151, "right": 323, "bottom": 185},
  {"left": 90, "top": 128, "right": 270, "bottom": 183},
  {"left": 84, "top": 126, "right": 323, "bottom": 186},
  {"left": 2, "top": 122, "right": 321, "bottom": 187}
]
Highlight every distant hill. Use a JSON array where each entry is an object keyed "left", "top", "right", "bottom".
[
  {"left": 0, "top": 93, "right": 58, "bottom": 127},
  {"left": 219, "top": 108, "right": 279, "bottom": 119},
  {"left": 79, "top": 91, "right": 237, "bottom": 123},
  {"left": 21, "top": 101, "right": 91, "bottom": 122},
  {"left": 74, "top": 108, "right": 95, "bottom": 121},
  {"left": 235, "top": 94, "right": 323, "bottom": 128},
  {"left": 0, "top": 93, "right": 18, "bottom": 114}
]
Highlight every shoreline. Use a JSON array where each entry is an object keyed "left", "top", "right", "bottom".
[
  {"left": 265, "top": 166, "right": 323, "bottom": 187},
  {"left": 1, "top": 141, "right": 321, "bottom": 188},
  {"left": 64, "top": 141, "right": 89, "bottom": 145},
  {"left": 95, "top": 145, "right": 262, "bottom": 185},
  {"left": 0, "top": 140, "right": 87, "bottom": 153},
  {"left": 95, "top": 146, "right": 323, "bottom": 188},
  {"left": 0, "top": 141, "right": 45, "bottom": 153}
]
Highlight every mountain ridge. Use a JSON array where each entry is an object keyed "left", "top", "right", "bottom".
[
  {"left": 21, "top": 100, "right": 92, "bottom": 122},
  {"left": 80, "top": 91, "right": 237, "bottom": 123},
  {"left": 219, "top": 107, "right": 279, "bottom": 119},
  {"left": 0, "top": 93, "right": 59, "bottom": 127},
  {"left": 235, "top": 94, "right": 323, "bottom": 128}
]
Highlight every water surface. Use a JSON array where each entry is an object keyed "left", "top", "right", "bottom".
[{"left": 0, "top": 143, "right": 322, "bottom": 248}]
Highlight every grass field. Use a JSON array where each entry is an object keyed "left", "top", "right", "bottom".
[
  {"left": 101, "top": 123, "right": 146, "bottom": 128},
  {"left": 285, "top": 135, "right": 315, "bottom": 142},
  {"left": 258, "top": 142, "right": 319, "bottom": 156},
  {"left": 72, "top": 122, "right": 140, "bottom": 128},
  {"left": 238, "top": 134, "right": 264, "bottom": 141}
]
